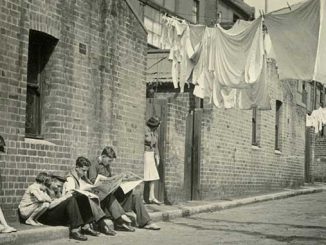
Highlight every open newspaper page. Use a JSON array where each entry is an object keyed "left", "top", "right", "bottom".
[
  {"left": 48, "top": 193, "right": 73, "bottom": 209},
  {"left": 120, "top": 171, "right": 143, "bottom": 194},
  {"left": 91, "top": 174, "right": 124, "bottom": 201}
]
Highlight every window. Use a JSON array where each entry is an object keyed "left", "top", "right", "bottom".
[
  {"left": 144, "top": 6, "right": 165, "bottom": 48},
  {"left": 315, "top": 88, "right": 321, "bottom": 109},
  {"left": 192, "top": 0, "right": 199, "bottom": 24},
  {"left": 252, "top": 107, "right": 260, "bottom": 146},
  {"left": 25, "top": 30, "right": 57, "bottom": 138},
  {"left": 275, "top": 100, "right": 283, "bottom": 151},
  {"left": 297, "top": 80, "right": 307, "bottom": 105},
  {"left": 321, "top": 125, "right": 326, "bottom": 137},
  {"left": 320, "top": 88, "right": 325, "bottom": 107}
]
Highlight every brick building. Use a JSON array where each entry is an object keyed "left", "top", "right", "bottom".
[
  {"left": 0, "top": 0, "right": 147, "bottom": 220},
  {"left": 304, "top": 81, "right": 326, "bottom": 182},
  {"left": 148, "top": 60, "right": 306, "bottom": 204},
  {"left": 129, "top": 0, "right": 254, "bottom": 49},
  {"left": 141, "top": 1, "right": 306, "bottom": 204}
]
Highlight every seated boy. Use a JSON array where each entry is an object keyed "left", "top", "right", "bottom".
[
  {"left": 62, "top": 156, "right": 118, "bottom": 235},
  {"left": 18, "top": 172, "right": 51, "bottom": 226},
  {"left": 89, "top": 146, "right": 160, "bottom": 230}
]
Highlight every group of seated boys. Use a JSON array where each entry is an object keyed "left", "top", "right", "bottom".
[{"left": 17, "top": 146, "right": 160, "bottom": 241}]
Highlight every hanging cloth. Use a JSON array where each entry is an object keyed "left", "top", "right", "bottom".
[
  {"left": 208, "top": 17, "right": 264, "bottom": 88},
  {"left": 237, "top": 58, "right": 271, "bottom": 110},
  {"left": 264, "top": 0, "right": 320, "bottom": 81},
  {"left": 314, "top": 0, "right": 326, "bottom": 83}
]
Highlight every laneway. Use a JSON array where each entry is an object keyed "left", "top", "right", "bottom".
[{"left": 38, "top": 191, "right": 326, "bottom": 245}]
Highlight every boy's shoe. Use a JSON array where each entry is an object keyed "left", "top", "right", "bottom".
[
  {"left": 143, "top": 222, "right": 160, "bottom": 230},
  {"left": 81, "top": 227, "right": 100, "bottom": 236},
  {"left": 70, "top": 231, "right": 88, "bottom": 241},
  {"left": 115, "top": 223, "right": 135, "bottom": 232},
  {"left": 148, "top": 199, "right": 163, "bottom": 205},
  {"left": 101, "top": 225, "right": 117, "bottom": 236}
]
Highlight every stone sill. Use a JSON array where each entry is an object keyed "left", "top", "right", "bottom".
[
  {"left": 251, "top": 145, "right": 261, "bottom": 150},
  {"left": 274, "top": 150, "right": 282, "bottom": 155},
  {"left": 24, "top": 138, "right": 55, "bottom": 146}
]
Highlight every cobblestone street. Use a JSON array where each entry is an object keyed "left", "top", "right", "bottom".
[{"left": 38, "top": 191, "right": 326, "bottom": 245}]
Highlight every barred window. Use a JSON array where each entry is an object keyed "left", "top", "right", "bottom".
[
  {"left": 252, "top": 107, "right": 261, "bottom": 146},
  {"left": 25, "top": 30, "right": 57, "bottom": 138}
]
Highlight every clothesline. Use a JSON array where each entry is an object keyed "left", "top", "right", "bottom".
[
  {"left": 161, "top": 15, "right": 270, "bottom": 110},
  {"left": 160, "top": 0, "right": 326, "bottom": 110}
]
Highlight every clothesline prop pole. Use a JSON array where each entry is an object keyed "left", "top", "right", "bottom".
[
  {"left": 265, "top": 0, "right": 268, "bottom": 13},
  {"left": 313, "top": 80, "right": 317, "bottom": 110},
  {"left": 286, "top": 2, "right": 292, "bottom": 11},
  {"left": 263, "top": 16, "right": 268, "bottom": 107}
]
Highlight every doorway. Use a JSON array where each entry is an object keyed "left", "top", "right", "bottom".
[
  {"left": 184, "top": 98, "right": 202, "bottom": 200},
  {"left": 144, "top": 98, "right": 167, "bottom": 203}
]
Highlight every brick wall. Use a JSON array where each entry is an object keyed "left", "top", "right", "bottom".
[
  {"left": 200, "top": 61, "right": 306, "bottom": 200},
  {"left": 312, "top": 133, "right": 326, "bottom": 181},
  {"left": 154, "top": 92, "right": 190, "bottom": 204},
  {"left": 151, "top": 60, "right": 306, "bottom": 203},
  {"left": 0, "top": 0, "right": 147, "bottom": 220}
]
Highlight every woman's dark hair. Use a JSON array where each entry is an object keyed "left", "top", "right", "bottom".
[
  {"left": 101, "top": 146, "right": 116, "bottom": 159},
  {"left": 35, "top": 172, "right": 49, "bottom": 184},
  {"left": 76, "top": 156, "right": 91, "bottom": 167}
]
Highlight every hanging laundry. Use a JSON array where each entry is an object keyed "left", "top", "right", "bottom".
[
  {"left": 264, "top": 0, "right": 321, "bottom": 81},
  {"left": 306, "top": 107, "right": 326, "bottom": 133},
  {"left": 313, "top": 0, "right": 326, "bottom": 83},
  {"left": 161, "top": 15, "right": 270, "bottom": 110},
  {"left": 180, "top": 24, "right": 206, "bottom": 89},
  {"left": 209, "top": 17, "right": 264, "bottom": 88},
  {"left": 238, "top": 59, "right": 271, "bottom": 110},
  {"left": 161, "top": 16, "right": 187, "bottom": 90}
]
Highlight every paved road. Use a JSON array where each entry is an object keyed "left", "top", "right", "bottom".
[{"left": 37, "top": 191, "right": 326, "bottom": 245}]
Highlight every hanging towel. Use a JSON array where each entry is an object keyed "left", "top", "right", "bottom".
[
  {"left": 264, "top": 0, "right": 320, "bottom": 81},
  {"left": 208, "top": 17, "right": 264, "bottom": 88}
]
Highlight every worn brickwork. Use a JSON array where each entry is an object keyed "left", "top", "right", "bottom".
[
  {"left": 312, "top": 133, "right": 326, "bottom": 181},
  {"left": 154, "top": 92, "right": 190, "bottom": 204},
  {"left": 200, "top": 61, "right": 306, "bottom": 200},
  {"left": 0, "top": 0, "right": 147, "bottom": 220},
  {"left": 151, "top": 61, "right": 306, "bottom": 203}
]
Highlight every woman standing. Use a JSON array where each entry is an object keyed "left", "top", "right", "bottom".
[
  {"left": 144, "top": 116, "right": 162, "bottom": 205},
  {"left": 0, "top": 136, "right": 16, "bottom": 233}
]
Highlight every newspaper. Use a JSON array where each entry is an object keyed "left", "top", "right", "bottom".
[
  {"left": 48, "top": 193, "right": 73, "bottom": 209},
  {"left": 72, "top": 172, "right": 143, "bottom": 201},
  {"left": 120, "top": 171, "right": 143, "bottom": 194},
  {"left": 120, "top": 180, "right": 143, "bottom": 194},
  {"left": 90, "top": 174, "right": 123, "bottom": 201}
]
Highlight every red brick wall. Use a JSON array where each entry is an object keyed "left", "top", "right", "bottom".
[{"left": 0, "top": 0, "right": 147, "bottom": 220}]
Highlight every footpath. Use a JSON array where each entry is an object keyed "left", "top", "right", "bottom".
[{"left": 1, "top": 183, "right": 326, "bottom": 245}]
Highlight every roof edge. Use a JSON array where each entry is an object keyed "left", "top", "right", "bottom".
[{"left": 125, "top": 0, "right": 148, "bottom": 34}]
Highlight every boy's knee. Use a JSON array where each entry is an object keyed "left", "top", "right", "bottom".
[
  {"left": 42, "top": 202, "right": 50, "bottom": 208},
  {"left": 133, "top": 193, "right": 142, "bottom": 202}
]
